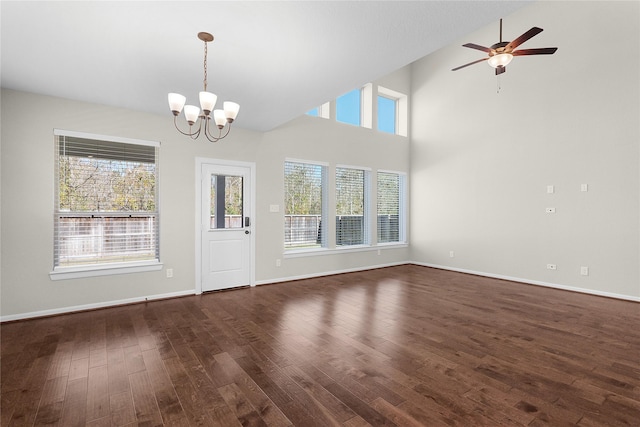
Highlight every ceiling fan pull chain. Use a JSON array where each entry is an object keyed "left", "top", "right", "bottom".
[{"left": 496, "top": 75, "right": 501, "bottom": 94}]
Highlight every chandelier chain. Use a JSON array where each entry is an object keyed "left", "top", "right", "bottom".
[{"left": 203, "top": 40, "right": 208, "bottom": 91}]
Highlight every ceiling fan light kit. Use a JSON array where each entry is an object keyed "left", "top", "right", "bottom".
[
  {"left": 168, "top": 32, "right": 239, "bottom": 142},
  {"left": 452, "top": 19, "right": 557, "bottom": 76}
]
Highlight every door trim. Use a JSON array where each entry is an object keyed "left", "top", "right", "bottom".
[{"left": 195, "top": 157, "right": 256, "bottom": 294}]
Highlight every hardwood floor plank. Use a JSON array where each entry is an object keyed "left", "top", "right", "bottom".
[
  {"left": 282, "top": 364, "right": 357, "bottom": 424},
  {"left": 86, "top": 365, "right": 109, "bottom": 422},
  {"left": 162, "top": 356, "right": 220, "bottom": 426},
  {"left": 109, "top": 391, "right": 137, "bottom": 426},
  {"left": 215, "top": 352, "right": 292, "bottom": 426},
  {"left": 107, "top": 347, "right": 129, "bottom": 396},
  {"left": 128, "top": 370, "right": 164, "bottom": 426},
  {"left": 68, "top": 357, "right": 89, "bottom": 382},
  {"left": 2, "top": 265, "right": 639, "bottom": 426},
  {"left": 217, "top": 382, "right": 271, "bottom": 427},
  {"left": 60, "top": 377, "right": 88, "bottom": 426},
  {"left": 141, "top": 348, "right": 190, "bottom": 426}
]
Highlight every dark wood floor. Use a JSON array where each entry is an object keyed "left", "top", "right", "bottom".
[{"left": 2, "top": 265, "right": 639, "bottom": 426}]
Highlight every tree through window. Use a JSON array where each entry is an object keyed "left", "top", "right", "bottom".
[{"left": 54, "top": 131, "right": 159, "bottom": 268}]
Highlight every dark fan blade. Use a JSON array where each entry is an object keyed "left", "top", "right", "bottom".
[
  {"left": 495, "top": 65, "right": 506, "bottom": 76},
  {"left": 505, "top": 27, "right": 543, "bottom": 51},
  {"left": 451, "top": 57, "right": 489, "bottom": 71},
  {"left": 512, "top": 47, "right": 558, "bottom": 56},
  {"left": 462, "top": 43, "right": 493, "bottom": 53}
]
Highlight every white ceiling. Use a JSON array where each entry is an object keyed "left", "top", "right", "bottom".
[{"left": 1, "top": 1, "right": 532, "bottom": 132}]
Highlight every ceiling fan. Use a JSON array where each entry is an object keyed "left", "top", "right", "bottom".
[{"left": 452, "top": 19, "right": 557, "bottom": 75}]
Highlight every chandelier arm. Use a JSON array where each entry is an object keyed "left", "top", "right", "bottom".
[
  {"left": 218, "top": 124, "right": 232, "bottom": 139},
  {"left": 203, "top": 117, "right": 224, "bottom": 143},
  {"left": 173, "top": 115, "right": 204, "bottom": 139}
]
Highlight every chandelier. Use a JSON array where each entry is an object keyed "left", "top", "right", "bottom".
[{"left": 168, "top": 32, "right": 239, "bottom": 142}]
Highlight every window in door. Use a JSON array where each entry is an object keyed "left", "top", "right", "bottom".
[{"left": 210, "top": 174, "right": 243, "bottom": 229}]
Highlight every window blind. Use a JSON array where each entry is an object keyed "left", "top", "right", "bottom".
[
  {"left": 54, "top": 133, "right": 159, "bottom": 268},
  {"left": 377, "top": 172, "right": 401, "bottom": 243},
  {"left": 336, "top": 167, "right": 368, "bottom": 246},
  {"left": 284, "top": 161, "right": 326, "bottom": 249}
]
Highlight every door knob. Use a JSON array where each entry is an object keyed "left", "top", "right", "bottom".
[{"left": 245, "top": 230, "right": 250, "bottom": 234}]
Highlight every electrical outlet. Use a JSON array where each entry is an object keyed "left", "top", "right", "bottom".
[
  {"left": 166, "top": 268, "right": 173, "bottom": 278},
  {"left": 275, "top": 259, "right": 281, "bottom": 267},
  {"left": 580, "top": 266, "right": 589, "bottom": 276},
  {"left": 547, "top": 185, "right": 554, "bottom": 194},
  {"left": 449, "top": 251, "right": 455, "bottom": 258},
  {"left": 546, "top": 264, "right": 557, "bottom": 270}
]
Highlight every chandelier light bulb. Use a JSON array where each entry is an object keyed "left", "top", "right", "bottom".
[
  {"left": 168, "top": 93, "right": 186, "bottom": 115},
  {"left": 223, "top": 102, "right": 240, "bottom": 122},
  {"left": 199, "top": 91, "right": 217, "bottom": 115},
  {"left": 183, "top": 105, "right": 200, "bottom": 125},
  {"left": 213, "top": 110, "right": 227, "bottom": 128}
]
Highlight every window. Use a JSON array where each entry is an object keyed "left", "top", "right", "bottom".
[
  {"left": 284, "top": 160, "right": 327, "bottom": 250},
  {"left": 53, "top": 130, "right": 160, "bottom": 275},
  {"left": 306, "top": 102, "right": 330, "bottom": 119},
  {"left": 210, "top": 174, "right": 243, "bottom": 229},
  {"left": 377, "top": 95, "right": 397, "bottom": 134},
  {"left": 336, "top": 167, "right": 369, "bottom": 246},
  {"left": 377, "top": 171, "right": 405, "bottom": 244},
  {"left": 336, "top": 89, "right": 361, "bottom": 126},
  {"left": 377, "top": 86, "right": 408, "bottom": 137}
]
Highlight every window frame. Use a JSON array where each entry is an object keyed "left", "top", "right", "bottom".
[
  {"left": 284, "top": 158, "right": 328, "bottom": 253},
  {"left": 376, "top": 170, "right": 407, "bottom": 245},
  {"left": 335, "top": 165, "right": 371, "bottom": 248},
  {"left": 377, "top": 86, "right": 408, "bottom": 137},
  {"left": 50, "top": 129, "right": 162, "bottom": 281},
  {"left": 336, "top": 88, "right": 363, "bottom": 127},
  {"left": 306, "top": 102, "right": 330, "bottom": 119}
]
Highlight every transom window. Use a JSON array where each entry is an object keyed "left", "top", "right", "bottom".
[
  {"left": 377, "top": 95, "right": 397, "bottom": 134},
  {"left": 336, "top": 89, "right": 361, "bottom": 126}
]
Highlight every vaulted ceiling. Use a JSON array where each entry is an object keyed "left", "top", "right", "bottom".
[{"left": 1, "top": 1, "right": 531, "bottom": 132}]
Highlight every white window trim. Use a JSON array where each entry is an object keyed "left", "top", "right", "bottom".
[
  {"left": 54, "top": 129, "right": 159, "bottom": 148},
  {"left": 50, "top": 260, "right": 162, "bottom": 281},
  {"left": 377, "top": 169, "right": 408, "bottom": 245},
  {"left": 51, "top": 129, "right": 161, "bottom": 280},
  {"left": 284, "top": 243, "right": 407, "bottom": 259},
  {"left": 335, "top": 164, "right": 371, "bottom": 247},
  {"left": 377, "top": 86, "right": 408, "bottom": 137},
  {"left": 284, "top": 158, "right": 329, "bottom": 251},
  {"left": 361, "top": 83, "right": 373, "bottom": 129}
]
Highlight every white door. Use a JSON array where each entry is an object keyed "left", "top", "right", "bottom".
[{"left": 200, "top": 163, "right": 252, "bottom": 292}]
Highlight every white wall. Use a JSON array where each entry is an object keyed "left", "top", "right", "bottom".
[
  {"left": 410, "top": 1, "right": 640, "bottom": 299},
  {"left": 0, "top": 67, "right": 411, "bottom": 319}
]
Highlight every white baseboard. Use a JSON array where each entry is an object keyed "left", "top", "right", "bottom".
[
  {"left": 412, "top": 262, "right": 640, "bottom": 303},
  {"left": 4, "top": 262, "right": 637, "bottom": 322},
  {"left": 0, "top": 289, "right": 195, "bottom": 322},
  {"left": 254, "top": 261, "right": 407, "bottom": 286}
]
